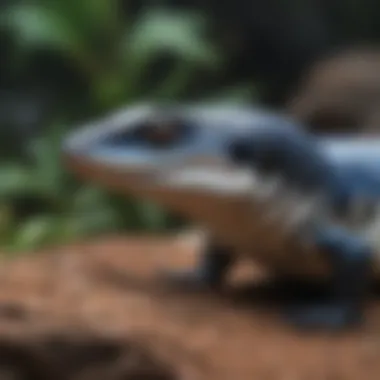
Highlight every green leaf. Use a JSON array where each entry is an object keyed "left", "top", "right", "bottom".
[
  {"left": 0, "top": 164, "right": 35, "bottom": 199},
  {"left": 28, "top": 126, "right": 67, "bottom": 200},
  {"left": 61, "top": 208, "right": 121, "bottom": 241},
  {"left": 135, "top": 201, "right": 169, "bottom": 231},
  {"left": 151, "top": 60, "right": 194, "bottom": 99},
  {"left": 64, "top": 186, "right": 123, "bottom": 240},
  {"left": 121, "top": 8, "right": 220, "bottom": 83},
  {"left": 77, "top": 0, "right": 120, "bottom": 31},
  {"left": 2, "top": 2, "right": 100, "bottom": 77},
  {"left": 11, "top": 215, "right": 58, "bottom": 251},
  {"left": 2, "top": 4, "right": 80, "bottom": 53},
  {"left": 0, "top": 203, "right": 15, "bottom": 241},
  {"left": 70, "top": 186, "right": 107, "bottom": 210}
]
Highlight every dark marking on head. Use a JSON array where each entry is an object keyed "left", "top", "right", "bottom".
[{"left": 229, "top": 127, "right": 334, "bottom": 194}]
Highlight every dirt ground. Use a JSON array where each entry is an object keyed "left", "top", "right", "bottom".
[{"left": 0, "top": 233, "right": 379, "bottom": 380}]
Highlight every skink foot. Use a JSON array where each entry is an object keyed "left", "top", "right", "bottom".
[{"left": 160, "top": 243, "right": 234, "bottom": 291}]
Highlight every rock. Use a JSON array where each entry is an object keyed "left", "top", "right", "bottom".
[{"left": 288, "top": 47, "right": 380, "bottom": 134}]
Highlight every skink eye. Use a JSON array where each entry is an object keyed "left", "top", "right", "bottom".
[
  {"left": 104, "top": 113, "right": 195, "bottom": 148},
  {"left": 132, "top": 116, "right": 187, "bottom": 147}
]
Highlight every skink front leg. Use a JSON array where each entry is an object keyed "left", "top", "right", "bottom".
[
  {"left": 287, "top": 225, "right": 372, "bottom": 330},
  {"left": 161, "top": 240, "right": 235, "bottom": 290}
]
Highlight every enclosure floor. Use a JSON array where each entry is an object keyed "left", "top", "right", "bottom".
[{"left": 0, "top": 234, "right": 380, "bottom": 380}]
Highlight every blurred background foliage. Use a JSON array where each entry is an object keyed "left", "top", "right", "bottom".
[{"left": 0, "top": 0, "right": 379, "bottom": 251}]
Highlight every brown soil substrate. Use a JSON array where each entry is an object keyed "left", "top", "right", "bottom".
[{"left": 0, "top": 234, "right": 379, "bottom": 380}]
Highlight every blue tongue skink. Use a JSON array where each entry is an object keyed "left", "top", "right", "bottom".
[{"left": 62, "top": 103, "right": 380, "bottom": 330}]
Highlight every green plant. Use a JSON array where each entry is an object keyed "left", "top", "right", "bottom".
[
  {"left": 0, "top": 126, "right": 120, "bottom": 251},
  {"left": 0, "top": 0, "right": 256, "bottom": 252},
  {"left": 2, "top": 0, "right": 223, "bottom": 109}
]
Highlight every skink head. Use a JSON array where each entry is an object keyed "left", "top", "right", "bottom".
[
  {"left": 62, "top": 102, "right": 313, "bottom": 199},
  {"left": 62, "top": 104, "right": 194, "bottom": 185},
  {"left": 62, "top": 103, "right": 329, "bottom": 249}
]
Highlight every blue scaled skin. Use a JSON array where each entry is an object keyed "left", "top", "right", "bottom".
[
  {"left": 160, "top": 122, "right": 377, "bottom": 330},
  {"left": 229, "top": 128, "right": 375, "bottom": 329},
  {"left": 63, "top": 104, "right": 380, "bottom": 330}
]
